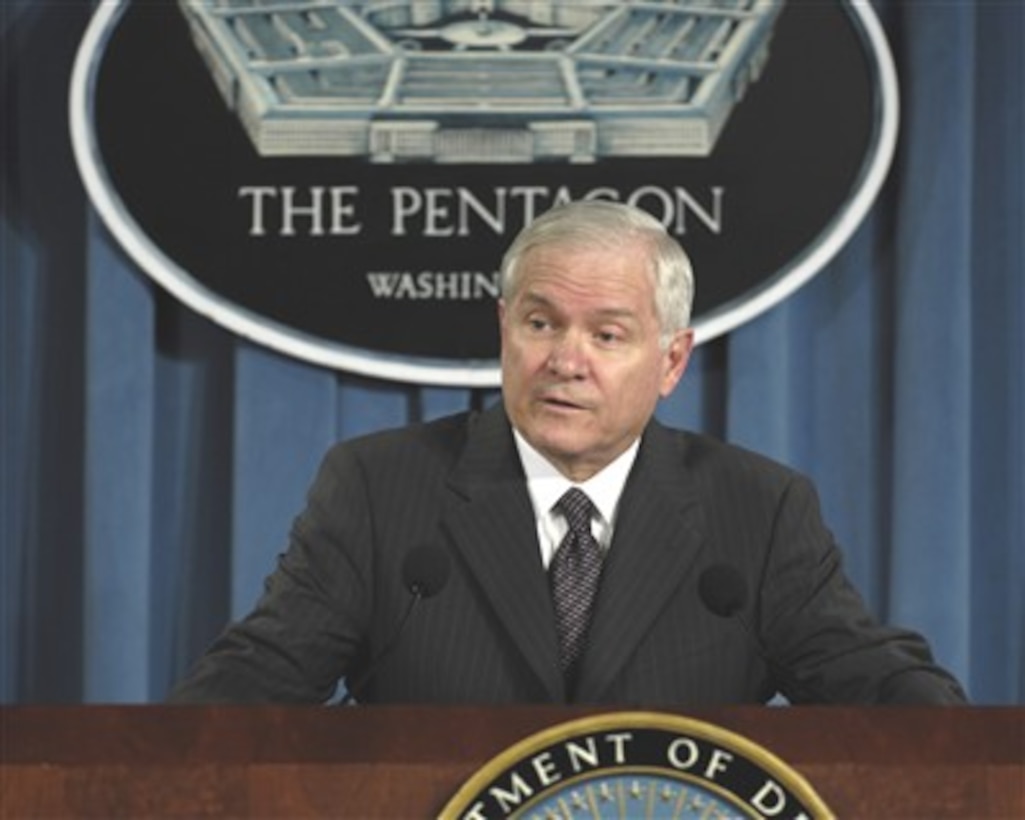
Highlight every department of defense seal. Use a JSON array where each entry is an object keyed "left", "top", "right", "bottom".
[{"left": 440, "top": 711, "right": 832, "bottom": 819}]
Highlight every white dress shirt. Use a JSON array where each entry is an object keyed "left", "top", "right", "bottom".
[{"left": 512, "top": 430, "right": 640, "bottom": 569}]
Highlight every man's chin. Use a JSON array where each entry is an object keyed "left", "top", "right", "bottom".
[{"left": 529, "top": 432, "right": 591, "bottom": 466}]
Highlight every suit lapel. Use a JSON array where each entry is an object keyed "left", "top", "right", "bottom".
[
  {"left": 441, "top": 406, "right": 565, "bottom": 700},
  {"left": 574, "top": 422, "right": 707, "bottom": 702}
]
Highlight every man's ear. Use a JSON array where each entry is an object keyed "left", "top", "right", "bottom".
[{"left": 660, "top": 328, "right": 694, "bottom": 397}]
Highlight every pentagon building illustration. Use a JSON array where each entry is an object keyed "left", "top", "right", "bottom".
[{"left": 177, "top": 0, "right": 784, "bottom": 162}]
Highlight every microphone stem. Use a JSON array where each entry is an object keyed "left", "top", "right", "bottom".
[{"left": 338, "top": 591, "right": 423, "bottom": 706}]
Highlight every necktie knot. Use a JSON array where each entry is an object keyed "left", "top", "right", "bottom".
[{"left": 556, "top": 487, "right": 596, "bottom": 537}]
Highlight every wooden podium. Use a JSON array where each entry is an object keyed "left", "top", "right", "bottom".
[{"left": 2, "top": 705, "right": 1022, "bottom": 817}]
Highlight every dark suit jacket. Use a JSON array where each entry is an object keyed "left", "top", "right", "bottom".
[{"left": 170, "top": 405, "right": 966, "bottom": 705}]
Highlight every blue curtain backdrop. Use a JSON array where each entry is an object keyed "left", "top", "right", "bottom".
[{"left": 2, "top": 1, "right": 1023, "bottom": 704}]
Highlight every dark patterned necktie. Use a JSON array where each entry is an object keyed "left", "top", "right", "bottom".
[{"left": 549, "top": 488, "right": 604, "bottom": 683}]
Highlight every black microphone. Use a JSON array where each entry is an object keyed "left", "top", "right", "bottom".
[
  {"left": 339, "top": 544, "right": 451, "bottom": 705},
  {"left": 698, "top": 564, "right": 749, "bottom": 620},
  {"left": 402, "top": 542, "right": 451, "bottom": 598},
  {"left": 698, "top": 563, "right": 803, "bottom": 702}
]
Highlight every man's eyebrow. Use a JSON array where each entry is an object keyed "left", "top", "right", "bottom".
[
  {"left": 517, "top": 290, "right": 640, "bottom": 321},
  {"left": 520, "top": 295, "right": 639, "bottom": 325},
  {"left": 593, "top": 307, "right": 640, "bottom": 321},
  {"left": 517, "top": 291, "right": 552, "bottom": 307}
]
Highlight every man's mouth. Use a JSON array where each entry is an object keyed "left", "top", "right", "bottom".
[{"left": 539, "top": 394, "right": 586, "bottom": 411}]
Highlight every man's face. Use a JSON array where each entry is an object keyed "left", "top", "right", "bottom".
[{"left": 500, "top": 241, "right": 692, "bottom": 481}]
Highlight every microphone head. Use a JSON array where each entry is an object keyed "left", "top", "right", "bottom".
[
  {"left": 699, "top": 564, "right": 749, "bottom": 618},
  {"left": 402, "top": 544, "right": 451, "bottom": 598}
]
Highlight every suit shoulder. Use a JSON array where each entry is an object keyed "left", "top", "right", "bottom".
[
  {"left": 322, "top": 410, "right": 474, "bottom": 471},
  {"left": 662, "top": 426, "right": 808, "bottom": 494}
]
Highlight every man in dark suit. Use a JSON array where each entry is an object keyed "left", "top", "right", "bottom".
[{"left": 171, "top": 201, "right": 966, "bottom": 705}]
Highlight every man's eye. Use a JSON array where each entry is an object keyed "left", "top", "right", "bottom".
[
  {"left": 527, "top": 317, "right": 550, "bottom": 331},
  {"left": 596, "top": 330, "right": 622, "bottom": 344}
]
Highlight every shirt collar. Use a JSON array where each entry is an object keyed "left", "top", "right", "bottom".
[{"left": 513, "top": 429, "right": 640, "bottom": 527}]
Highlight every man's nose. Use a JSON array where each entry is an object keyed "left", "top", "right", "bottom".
[{"left": 546, "top": 333, "right": 588, "bottom": 378}]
